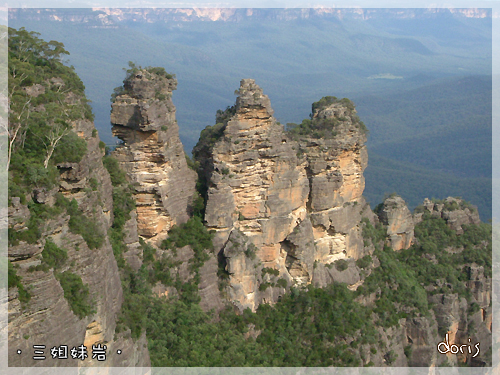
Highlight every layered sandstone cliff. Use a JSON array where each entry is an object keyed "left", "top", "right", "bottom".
[
  {"left": 194, "top": 79, "right": 372, "bottom": 311},
  {"left": 8, "top": 79, "right": 150, "bottom": 367},
  {"left": 110, "top": 69, "right": 196, "bottom": 245}
]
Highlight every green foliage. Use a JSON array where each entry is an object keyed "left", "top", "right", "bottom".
[
  {"left": 110, "top": 62, "right": 175, "bottom": 103},
  {"left": 56, "top": 271, "right": 93, "bottom": 318},
  {"left": 429, "top": 198, "right": 477, "bottom": 213},
  {"left": 104, "top": 155, "right": 135, "bottom": 268},
  {"left": 286, "top": 118, "right": 339, "bottom": 140},
  {"left": 468, "top": 302, "right": 480, "bottom": 316},
  {"left": 191, "top": 105, "right": 237, "bottom": 217},
  {"left": 162, "top": 216, "right": 214, "bottom": 257},
  {"left": 190, "top": 193, "right": 205, "bottom": 219},
  {"left": 8, "top": 200, "right": 64, "bottom": 245},
  {"left": 357, "top": 246, "right": 429, "bottom": 327},
  {"left": 193, "top": 108, "right": 234, "bottom": 161},
  {"left": 89, "top": 177, "right": 98, "bottom": 191},
  {"left": 356, "top": 255, "right": 372, "bottom": 269},
  {"left": 286, "top": 96, "right": 366, "bottom": 140},
  {"left": 193, "top": 122, "right": 226, "bottom": 156},
  {"left": 262, "top": 267, "right": 280, "bottom": 277},
  {"left": 103, "top": 155, "right": 128, "bottom": 186},
  {"left": 397, "top": 214, "right": 491, "bottom": 295},
  {"left": 259, "top": 282, "right": 272, "bottom": 291},
  {"left": 108, "top": 209, "right": 490, "bottom": 367},
  {"left": 185, "top": 155, "right": 198, "bottom": 171},
  {"left": 8, "top": 27, "right": 93, "bottom": 185},
  {"left": 146, "top": 282, "right": 377, "bottom": 366},
  {"left": 335, "top": 259, "right": 349, "bottom": 272},
  {"left": 141, "top": 239, "right": 156, "bottom": 264},
  {"left": 101, "top": 152, "right": 152, "bottom": 339},
  {"left": 276, "top": 278, "right": 288, "bottom": 288},
  {"left": 404, "top": 345, "right": 412, "bottom": 359},
  {"left": 41, "top": 239, "right": 67, "bottom": 270},
  {"left": 8, "top": 261, "right": 31, "bottom": 304},
  {"left": 385, "top": 350, "right": 398, "bottom": 365},
  {"left": 51, "top": 132, "right": 87, "bottom": 164},
  {"left": 244, "top": 243, "right": 257, "bottom": 260},
  {"left": 361, "top": 217, "right": 387, "bottom": 249},
  {"left": 156, "top": 93, "right": 167, "bottom": 101},
  {"left": 56, "top": 195, "right": 104, "bottom": 249},
  {"left": 112, "top": 184, "right": 136, "bottom": 230},
  {"left": 115, "top": 284, "right": 150, "bottom": 340},
  {"left": 145, "top": 66, "right": 174, "bottom": 79},
  {"left": 311, "top": 96, "right": 339, "bottom": 112},
  {"left": 354, "top": 212, "right": 491, "bottom": 335},
  {"left": 7, "top": 27, "right": 94, "bottom": 236},
  {"left": 158, "top": 216, "right": 214, "bottom": 302},
  {"left": 215, "top": 105, "right": 236, "bottom": 126}
]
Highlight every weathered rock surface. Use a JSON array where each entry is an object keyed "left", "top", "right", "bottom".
[
  {"left": 122, "top": 210, "right": 143, "bottom": 271},
  {"left": 111, "top": 69, "right": 196, "bottom": 245},
  {"left": 415, "top": 197, "right": 480, "bottom": 234},
  {"left": 8, "top": 85, "right": 149, "bottom": 367},
  {"left": 221, "top": 229, "right": 289, "bottom": 312},
  {"left": 196, "top": 79, "right": 371, "bottom": 311},
  {"left": 377, "top": 195, "right": 414, "bottom": 251}
]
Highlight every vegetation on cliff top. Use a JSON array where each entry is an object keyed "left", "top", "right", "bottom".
[
  {"left": 8, "top": 27, "right": 91, "bottom": 180},
  {"left": 110, "top": 61, "right": 176, "bottom": 102},
  {"left": 286, "top": 96, "right": 368, "bottom": 140}
]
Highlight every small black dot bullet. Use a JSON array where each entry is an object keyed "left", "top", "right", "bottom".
[
  {"left": 117, "top": 349, "right": 122, "bottom": 355},
  {"left": 17, "top": 350, "right": 22, "bottom": 355}
]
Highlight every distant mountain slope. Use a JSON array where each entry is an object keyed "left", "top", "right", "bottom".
[
  {"left": 364, "top": 154, "right": 491, "bottom": 221},
  {"left": 8, "top": 8, "right": 491, "bottom": 149},
  {"left": 357, "top": 75, "right": 491, "bottom": 220}
]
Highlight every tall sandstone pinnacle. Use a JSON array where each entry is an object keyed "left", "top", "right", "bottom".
[
  {"left": 110, "top": 69, "right": 196, "bottom": 245},
  {"left": 195, "top": 79, "right": 373, "bottom": 311}
]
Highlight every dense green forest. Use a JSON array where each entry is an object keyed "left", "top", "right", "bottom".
[
  {"left": 113, "top": 202, "right": 491, "bottom": 366},
  {"left": 356, "top": 74, "right": 491, "bottom": 220}
]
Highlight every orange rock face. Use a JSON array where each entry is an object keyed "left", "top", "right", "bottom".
[
  {"left": 110, "top": 69, "right": 196, "bottom": 244},
  {"left": 196, "top": 80, "right": 372, "bottom": 311}
]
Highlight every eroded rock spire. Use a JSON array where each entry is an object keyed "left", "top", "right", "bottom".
[{"left": 110, "top": 68, "right": 196, "bottom": 244}]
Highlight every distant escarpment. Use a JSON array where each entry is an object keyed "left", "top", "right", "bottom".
[{"left": 110, "top": 67, "right": 196, "bottom": 245}]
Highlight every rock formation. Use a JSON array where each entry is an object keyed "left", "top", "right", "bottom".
[
  {"left": 377, "top": 195, "right": 414, "bottom": 251},
  {"left": 414, "top": 197, "right": 481, "bottom": 234},
  {"left": 110, "top": 68, "right": 196, "bottom": 245},
  {"left": 7, "top": 79, "right": 150, "bottom": 366},
  {"left": 194, "top": 79, "right": 372, "bottom": 311},
  {"left": 297, "top": 96, "right": 371, "bottom": 281},
  {"left": 8, "top": 67, "right": 491, "bottom": 368}
]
